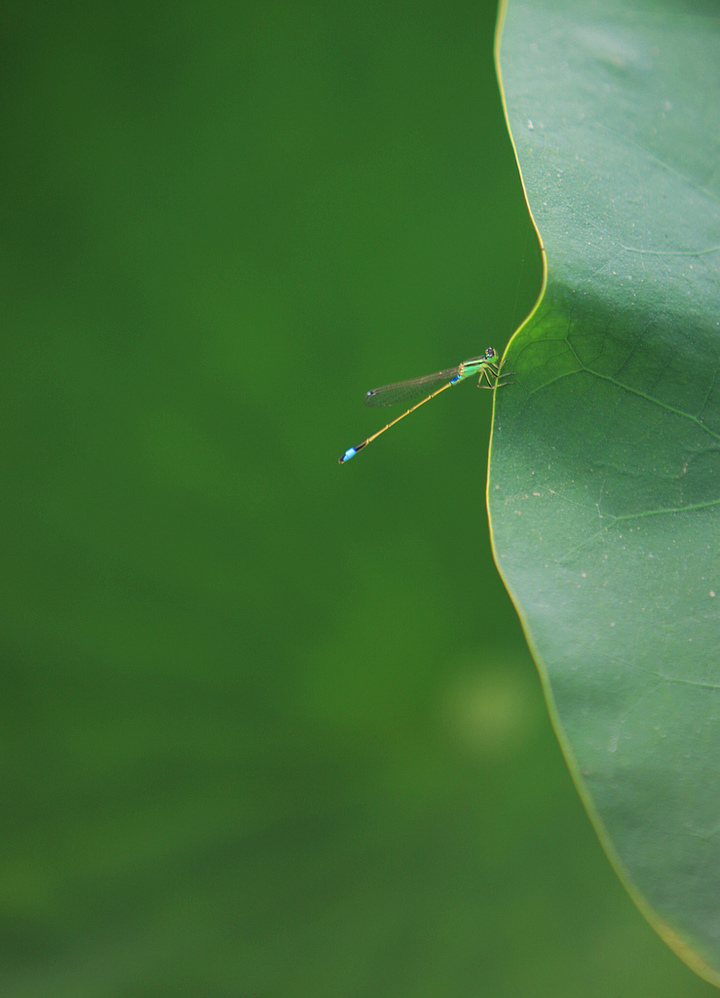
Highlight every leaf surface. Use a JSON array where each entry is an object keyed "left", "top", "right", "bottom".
[{"left": 490, "top": 0, "right": 720, "bottom": 984}]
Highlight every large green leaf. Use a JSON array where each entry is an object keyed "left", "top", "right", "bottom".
[{"left": 490, "top": 0, "right": 720, "bottom": 985}]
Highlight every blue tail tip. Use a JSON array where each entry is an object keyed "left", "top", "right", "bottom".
[{"left": 339, "top": 447, "right": 357, "bottom": 464}]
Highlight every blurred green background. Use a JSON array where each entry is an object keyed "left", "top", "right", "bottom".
[{"left": 1, "top": 1, "right": 716, "bottom": 995}]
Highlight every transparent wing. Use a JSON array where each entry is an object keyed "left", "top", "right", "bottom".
[{"left": 363, "top": 367, "right": 461, "bottom": 408}]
